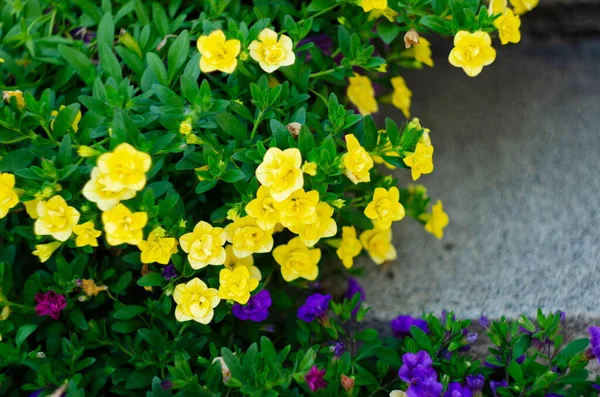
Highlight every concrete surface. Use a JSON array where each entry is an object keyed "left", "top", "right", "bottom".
[{"left": 361, "top": 35, "right": 600, "bottom": 327}]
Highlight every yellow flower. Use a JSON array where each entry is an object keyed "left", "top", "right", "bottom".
[
  {"left": 138, "top": 226, "right": 178, "bottom": 264},
  {"left": 2, "top": 90, "right": 25, "bottom": 109},
  {"left": 413, "top": 37, "right": 434, "bottom": 67},
  {"left": 83, "top": 168, "right": 136, "bottom": 211},
  {"left": 288, "top": 202, "right": 337, "bottom": 247},
  {"left": 0, "top": 58, "right": 3, "bottom": 63},
  {"left": 364, "top": 187, "right": 405, "bottom": 229},
  {"left": 195, "top": 165, "right": 209, "bottom": 181},
  {"left": 197, "top": 30, "right": 241, "bottom": 74},
  {"left": 34, "top": 195, "right": 80, "bottom": 241},
  {"left": 509, "top": 0, "right": 538, "bottom": 15},
  {"left": 347, "top": 74, "right": 378, "bottom": 116},
  {"left": 391, "top": 77, "right": 412, "bottom": 119},
  {"left": 360, "top": 228, "right": 397, "bottom": 265},
  {"left": 24, "top": 200, "right": 39, "bottom": 219},
  {"left": 249, "top": 28, "right": 295, "bottom": 73},
  {"left": 302, "top": 161, "right": 317, "bottom": 176},
  {"left": 179, "top": 119, "right": 193, "bottom": 135},
  {"left": 255, "top": 147, "right": 303, "bottom": 202},
  {"left": 274, "top": 188, "right": 319, "bottom": 228},
  {"left": 96, "top": 143, "right": 152, "bottom": 192},
  {"left": 73, "top": 221, "right": 101, "bottom": 247},
  {"left": 32, "top": 242, "right": 62, "bottom": 263},
  {"left": 272, "top": 237, "right": 321, "bottom": 282},
  {"left": 448, "top": 31, "right": 496, "bottom": 77},
  {"left": 369, "top": 7, "right": 398, "bottom": 22},
  {"left": 218, "top": 267, "right": 259, "bottom": 304},
  {"left": 336, "top": 226, "right": 363, "bottom": 269},
  {"left": 179, "top": 221, "right": 226, "bottom": 269},
  {"left": 342, "top": 134, "right": 373, "bottom": 184},
  {"left": 245, "top": 186, "right": 280, "bottom": 231},
  {"left": 361, "top": 0, "right": 387, "bottom": 12},
  {"left": 173, "top": 278, "right": 220, "bottom": 324},
  {"left": 488, "top": 0, "right": 507, "bottom": 15},
  {"left": 424, "top": 200, "right": 449, "bottom": 239},
  {"left": 495, "top": 9, "right": 521, "bottom": 45},
  {"left": 224, "top": 245, "right": 262, "bottom": 281},
  {"left": 80, "top": 279, "right": 108, "bottom": 296},
  {"left": 403, "top": 143, "right": 434, "bottom": 181},
  {"left": 225, "top": 216, "right": 274, "bottom": 258},
  {"left": 77, "top": 145, "right": 100, "bottom": 157},
  {"left": 0, "top": 173, "right": 19, "bottom": 219},
  {"left": 102, "top": 203, "right": 148, "bottom": 246},
  {"left": 0, "top": 306, "right": 10, "bottom": 321},
  {"left": 50, "top": 105, "right": 82, "bottom": 132},
  {"left": 227, "top": 207, "right": 239, "bottom": 221}
]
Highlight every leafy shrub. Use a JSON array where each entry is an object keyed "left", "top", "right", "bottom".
[{"left": 3, "top": 0, "right": 593, "bottom": 396}]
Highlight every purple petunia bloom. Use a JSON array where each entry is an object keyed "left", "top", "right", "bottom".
[
  {"left": 546, "top": 394, "right": 562, "bottom": 397},
  {"left": 466, "top": 374, "right": 485, "bottom": 393},
  {"left": 390, "top": 315, "right": 429, "bottom": 338},
  {"left": 305, "top": 366, "right": 327, "bottom": 392},
  {"left": 490, "top": 380, "right": 508, "bottom": 397},
  {"left": 479, "top": 316, "right": 490, "bottom": 330},
  {"left": 587, "top": 326, "right": 600, "bottom": 363},
  {"left": 35, "top": 291, "right": 67, "bottom": 320},
  {"left": 592, "top": 384, "right": 600, "bottom": 391},
  {"left": 333, "top": 342, "right": 345, "bottom": 358},
  {"left": 444, "top": 382, "right": 472, "bottom": 397},
  {"left": 398, "top": 351, "right": 443, "bottom": 397},
  {"left": 162, "top": 264, "right": 177, "bottom": 280},
  {"left": 466, "top": 332, "right": 478, "bottom": 344},
  {"left": 29, "top": 391, "right": 43, "bottom": 397},
  {"left": 297, "top": 293, "right": 331, "bottom": 323},
  {"left": 232, "top": 290, "right": 272, "bottom": 322},
  {"left": 345, "top": 277, "right": 366, "bottom": 315}
]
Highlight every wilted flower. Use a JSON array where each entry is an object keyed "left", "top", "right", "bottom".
[
  {"left": 340, "top": 374, "right": 354, "bottom": 392},
  {"left": 162, "top": 265, "right": 177, "bottom": 281},
  {"left": 305, "top": 366, "right": 327, "bottom": 392},
  {"left": 213, "top": 357, "right": 232, "bottom": 383},
  {"left": 35, "top": 291, "right": 67, "bottom": 320}
]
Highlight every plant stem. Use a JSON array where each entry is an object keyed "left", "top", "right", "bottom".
[
  {"left": 250, "top": 109, "right": 264, "bottom": 140},
  {"left": 309, "top": 68, "right": 338, "bottom": 79}
]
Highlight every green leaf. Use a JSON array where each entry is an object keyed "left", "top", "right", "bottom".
[
  {"left": 99, "top": 43, "right": 123, "bottom": 81},
  {"left": 68, "top": 306, "right": 88, "bottom": 330},
  {"left": 136, "top": 273, "right": 164, "bottom": 287},
  {"left": 113, "top": 271, "right": 133, "bottom": 294},
  {"left": 377, "top": 20, "right": 401, "bottom": 45},
  {"left": 307, "top": 0, "right": 334, "bottom": 11},
  {"left": 221, "top": 169, "right": 246, "bottom": 183},
  {"left": 152, "top": 84, "right": 183, "bottom": 108},
  {"left": 114, "top": 305, "right": 147, "bottom": 320},
  {"left": 97, "top": 12, "right": 115, "bottom": 50},
  {"left": 167, "top": 30, "right": 190, "bottom": 83},
  {"left": 215, "top": 112, "right": 247, "bottom": 140},
  {"left": 58, "top": 45, "right": 96, "bottom": 84},
  {"left": 507, "top": 360, "right": 524, "bottom": 383},
  {"left": 221, "top": 347, "right": 245, "bottom": 381},
  {"left": 112, "top": 319, "right": 143, "bottom": 334},
  {"left": 146, "top": 52, "right": 168, "bottom": 86},
  {"left": 385, "top": 118, "right": 400, "bottom": 146},
  {"left": 374, "top": 346, "right": 402, "bottom": 366},
  {"left": 196, "top": 179, "right": 218, "bottom": 194},
  {"left": 79, "top": 96, "right": 112, "bottom": 118},
  {"left": 362, "top": 115, "right": 378, "bottom": 151},
  {"left": 16, "top": 324, "right": 38, "bottom": 348},
  {"left": 557, "top": 338, "right": 589, "bottom": 358},
  {"left": 112, "top": 108, "right": 140, "bottom": 145},
  {"left": 298, "top": 125, "right": 315, "bottom": 158},
  {"left": 410, "top": 325, "right": 433, "bottom": 351},
  {"left": 0, "top": 148, "right": 35, "bottom": 171},
  {"left": 53, "top": 103, "right": 81, "bottom": 138},
  {"left": 419, "top": 16, "right": 453, "bottom": 35},
  {"left": 261, "top": 336, "right": 283, "bottom": 376}
]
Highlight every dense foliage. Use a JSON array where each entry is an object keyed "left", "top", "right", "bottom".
[{"left": 3, "top": 0, "right": 595, "bottom": 396}]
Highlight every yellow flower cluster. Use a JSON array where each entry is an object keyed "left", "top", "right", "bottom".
[
  {"left": 391, "top": 77, "right": 412, "bottom": 119},
  {"left": 173, "top": 278, "right": 220, "bottom": 324},
  {"left": 0, "top": 173, "right": 19, "bottom": 219},
  {"left": 197, "top": 28, "right": 295, "bottom": 75},
  {"left": 342, "top": 134, "right": 373, "bottom": 184},
  {"left": 139, "top": 226, "right": 178, "bottom": 265},
  {"left": 347, "top": 74, "right": 378, "bottom": 116}
]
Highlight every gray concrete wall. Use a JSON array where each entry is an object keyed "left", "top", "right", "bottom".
[{"left": 361, "top": 34, "right": 600, "bottom": 329}]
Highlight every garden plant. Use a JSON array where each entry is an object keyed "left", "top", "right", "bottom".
[{"left": 1, "top": 0, "right": 600, "bottom": 395}]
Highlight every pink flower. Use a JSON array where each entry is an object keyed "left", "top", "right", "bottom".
[
  {"left": 305, "top": 366, "right": 327, "bottom": 392},
  {"left": 35, "top": 291, "right": 67, "bottom": 320}
]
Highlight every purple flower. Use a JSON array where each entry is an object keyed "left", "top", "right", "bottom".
[
  {"left": 466, "top": 374, "right": 484, "bottom": 393},
  {"left": 466, "top": 332, "right": 478, "bottom": 344},
  {"left": 546, "top": 394, "right": 562, "bottom": 397},
  {"left": 162, "top": 264, "right": 177, "bottom": 280},
  {"left": 29, "top": 391, "right": 43, "bottom": 397},
  {"left": 297, "top": 293, "right": 331, "bottom": 323},
  {"left": 444, "top": 382, "right": 472, "bottom": 397},
  {"left": 556, "top": 310, "right": 566, "bottom": 323},
  {"left": 588, "top": 326, "right": 600, "bottom": 363},
  {"left": 70, "top": 27, "right": 96, "bottom": 43},
  {"left": 516, "top": 354, "right": 525, "bottom": 364},
  {"left": 160, "top": 380, "right": 173, "bottom": 390},
  {"left": 305, "top": 366, "right": 327, "bottom": 392},
  {"left": 390, "top": 315, "right": 429, "bottom": 338},
  {"left": 479, "top": 316, "right": 490, "bottom": 330},
  {"left": 345, "top": 277, "right": 365, "bottom": 315},
  {"left": 333, "top": 342, "right": 345, "bottom": 358},
  {"left": 592, "top": 384, "right": 600, "bottom": 391},
  {"left": 490, "top": 380, "right": 508, "bottom": 397},
  {"left": 398, "top": 351, "right": 442, "bottom": 397},
  {"left": 232, "top": 290, "right": 272, "bottom": 322},
  {"left": 35, "top": 291, "right": 67, "bottom": 320}
]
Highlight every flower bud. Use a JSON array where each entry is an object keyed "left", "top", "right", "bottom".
[
  {"left": 239, "top": 51, "right": 249, "bottom": 61},
  {"left": 77, "top": 145, "right": 100, "bottom": 157},
  {"left": 302, "top": 161, "right": 317, "bottom": 176},
  {"left": 119, "top": 29, "right": 142, "bottom": 57},
  {"left": 286, "top": 122, "right": 302, "bottom": 137},
  {"left": 36, "top": 351, "right": 46, "bottom": 359},
  {"left": 331, "top": 199, "right": 345, "bottom": 209},
  {"left": 179, "top": 119, "right": 193, "bottom": 135},
  {"left": 0, "top": 306, "right": 11, "bottom": 321},
  {"left": 213, "top": 357, "right": 232, "bottom": 383},
  {"left": 404, "top": 29, "right": 420, "bottom": 49},
  {"left": 375, "top": 63, "right": 388, "bottom": 73},
  {"left": 340, "top": 374, "right": 354, "bottom": 392},
  {"left": 186, "top": 134, "right": 204, "bottom": 145},
  {"left": 227, "top": 207, "right": 239, "bottom": 221}
]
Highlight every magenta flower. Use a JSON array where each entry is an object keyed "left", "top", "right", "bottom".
[
  {"left": 35, "top": 291, "right": 67, "bottom": 320},
  {"left": 305, "top": 366, "right": 327, "bottom": 392}
]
